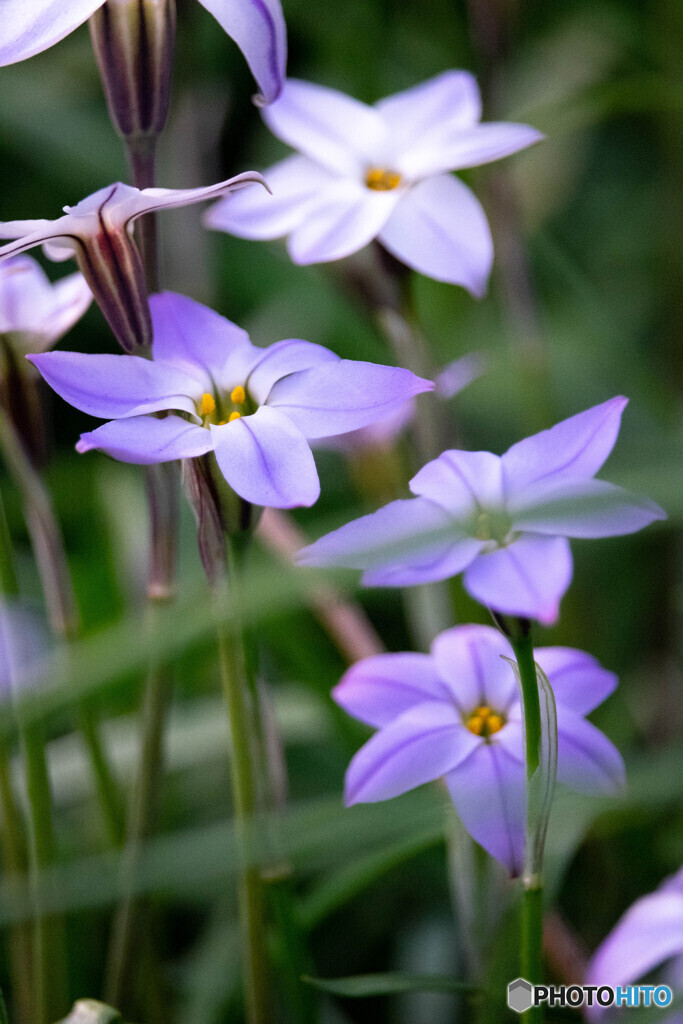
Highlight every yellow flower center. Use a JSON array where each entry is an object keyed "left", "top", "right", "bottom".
[
  {"left": 466, "top": 705, "right": 505, "bottom": 738},
  {"left": 196, "top": 384, "right": 250, "bottom": 426},
  {"left": 199, "top": 392, "right": 216, "bottom": 416},
  {"left": 365, "top": 167, "right": 402, "bottom": 191}
]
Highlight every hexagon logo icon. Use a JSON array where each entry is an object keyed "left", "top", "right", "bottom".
[{"left": 508, "top": 978, "right": 534, "bottom": 1013}]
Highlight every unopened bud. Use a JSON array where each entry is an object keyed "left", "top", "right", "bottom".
[{"left": 90, "top": 0, "right": 176, "bottom": 144}]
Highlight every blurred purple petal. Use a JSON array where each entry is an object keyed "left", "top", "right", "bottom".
[
  {"left": 378, "top": 175, "right": 493, "bottom": 294},
  {"left": 512, "top": 478, "right": 666, "bottom": 538},
  {"left": 399, "top": 122, "right": 543, "bottom": 179},
  {"left": 263, "top": 79, "right": 387, "bottom": 176},
  {"left": 150, "top": 291, "right": 250, "bottom": 377},
  {"left": 196, "top": 0, "right": 286, "bottom": 105},
  {"left": 431, "top": 625, "right": 517, "bottom": 713},
  {"left": 267, "top": 359, "right": 433, "bottom": 438},
  {"left": 464, "top": 534, "right": 573, "bottom": 624},
  {"left": 435, "top": 352, "right": 487, "bottom": 399},
  {"left": 557, "top": 709, "right": 625, "bottom": 794},
  {"left": 288, "top": 180, "right": 400, "bottom": 264},
  {"left": 211, "top": 406, "right": 319, "bottom": 508},
  {"left": 410, "top": 449, "right": 504, "bottom": 517},
  {"left": 375, "top": 71, "right": 482, "bottom": 156},
  {"left": 77, "top": 415, "right": 213, "bottom": 463},
  {"left": 333, "top": 654, "right": 451, "bottom": 727},
  {"left": 29, "top": 351, "right": 201, "bottom": 419},
  {"left": 502, "top": 397, "right": 629, "bottom": 496},
  {"left": 534, "top": 648, "right": 618, "bottom": 714},
  {"left": 345, "top": 702, "right": 478, "bottom": 805},
  {"left": 0, "top": 0, "right": 104, "bottom": 66},
  {"left": 446, "top": 744, "right": 525, "bottom": 875}
]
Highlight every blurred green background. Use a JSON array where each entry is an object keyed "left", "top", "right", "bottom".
[{"left": 0, "top": 0, "right": 681, "bottom": 1021}]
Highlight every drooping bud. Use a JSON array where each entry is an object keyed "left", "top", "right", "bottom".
[{"left": 89, "top": 0, "right": 177, "bottom": 146}]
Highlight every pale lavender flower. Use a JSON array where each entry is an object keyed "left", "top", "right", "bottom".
[
  {"left": 334, "top": 624, "right": 624, "bottom": 875},
  {"left": 586, "top": 867, "right": 683, "bottom": 1021},
  {"left": 297, "top": 398, "right": 666, "bottom": 624},
  {"left": 0, "top": 0, "right": 287, "bottom": 106},
  {"left": 0, "top": 175, "right": 265, "bottom": 352},
  {"left": 0, "top": 255, "right": 92, "bottom": 355},
  {"left": 28, "top": 291, "right": 433, "bottom": 509},
  {"left": 0, "top": 602, "right": 48, "bottom": 698},
  {"left": 206, "top": 72, "right": 542, "bottom": 294}
]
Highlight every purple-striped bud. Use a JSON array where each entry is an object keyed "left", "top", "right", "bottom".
[{"left": 89, "top": 0, "right": 176, "bottom": 144}]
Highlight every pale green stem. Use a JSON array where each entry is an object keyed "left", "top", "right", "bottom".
[{"left": 0, "top": 486, "right": 18, "bottom": 596}]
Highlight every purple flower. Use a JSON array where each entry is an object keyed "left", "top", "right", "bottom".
[
  {"left": 205, "top": 72, "right": 542, "bottom": 294},
  {"left": 586, "top": 867, "right": 683, "bottom": 1021},
  {"left": 0, "top": 0, "right": 287, "bottom": 105},
  {"left": 0, "top": 175, "right": 265, "bottom": 352},
  {"left": 28, "top": 291, "right": 433, "bottom": 509},
  {"left": 0, "top": 255, "right": 92, "bottom": 355},
  {"left": 0, "top": 602, "right": 48, "bottom": 698},
  {"left": 297, "top": 398, "right": 666, "bottom": 623},
  {"left": 333, "top": 624, "right": 624, "bottom": 875}
]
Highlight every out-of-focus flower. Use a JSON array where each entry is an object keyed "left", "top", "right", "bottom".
[
  {"left": 0, "top": 175, "right": 265, "bottom": 352},
  {"left": 206, "top": 72, "right": 542, "bottom": 294},
  {"left": 0, "top": 0, "right": 287, "bottom": 106},
  {"left": 586, "top": 866, "right": 683, "bottom": 1020},
  {"left": 0, "top": 602, "right": 48, "bottom": 697},
  {"left": 334, "top": 624, "right": 624, "bottom": 875},
  {"left": 28, "top": 291, "right": 433, "bottom": 509},
  {"left": 297, "top": 397, "right": 665, "bottom": 624},
  {"left": 0, "top": 255, "right": 92, "bottom": 355}
]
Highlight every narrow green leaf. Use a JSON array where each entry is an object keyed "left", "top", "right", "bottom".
[{"left": 302, "top": 973, "right": 479, "bottom": 997}]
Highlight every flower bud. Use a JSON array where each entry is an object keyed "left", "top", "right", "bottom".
[{"left": 89, "top": 0, "right": 176, "bottom": 145}]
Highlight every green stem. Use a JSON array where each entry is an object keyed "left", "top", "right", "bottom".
[
  {"left": 78, "top": 708, "right": 125, "bottom": 847},
  {"left": 216, "top": 545, "right": 270, "bottom": 1024},
  {"left": 0, "top": 485, "right": 19, "bottom": 596},
  {"left": 510, "top": 628, "right": 541, "bottom": 779},
  {"left": 0, "top": 734, "right": 33, "bottom": 1024}
]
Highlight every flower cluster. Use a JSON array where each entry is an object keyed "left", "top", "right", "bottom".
[{"left": 333, "top": 624, "right": 624, "bottom": 875}]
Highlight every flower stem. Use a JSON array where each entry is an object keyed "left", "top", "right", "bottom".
[
  {"left": 126, "top": 138, "right": 160, "bottom": 294},
  {"left": 0, "top": 485, "right": 19, "bottom": 596},
  {"left": 216, "top": 540, "right": 271, "bottom": 1024},
  {"left": 510, "top": 623, "right": 544, "bottom": 1022}
]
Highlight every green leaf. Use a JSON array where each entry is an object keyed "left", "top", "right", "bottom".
[{"left": 302, "top": 973, "right": 479, "bottom": 997}]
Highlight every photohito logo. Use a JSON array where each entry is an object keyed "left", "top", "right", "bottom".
[{"left": 507, "top": 978, "right": 673, "bottom": 1013}]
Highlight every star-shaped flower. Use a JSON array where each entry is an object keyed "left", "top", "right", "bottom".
[
  {"left": 28, "top": 291, "right": 433, "bottom": 509},
  {"left": 0, "top": 255, "right": 92, "bottom": 356},
  {"left": 0, "top": 0, "right": 287, "bottom": 106},
  {"left": 297, "top": 398, "right": 666, "bottom": 623},
  {"left": 0, "top": 175, "right": 265, "bottom": 352},
  {"left": 206, "top": 72, "right": 543, "bottom": 294},
  {"left": 586, "top": 866, "right": 683, "bottom": 1019},
  {"left": 334, "top": 624, "right": 625, "bottom": 875}
]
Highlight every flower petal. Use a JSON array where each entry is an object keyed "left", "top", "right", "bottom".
[
  {"left": 464, "top": 534, "right": 573, "bottom": 624},
  {"left": 205, "top": 155, "right": 332, "bottom": 240},
  {"left": 239, "top": 337, "right": 338, "bottom": 406},
  {"left": 0, "top": 0, "right": 104, "bottom": 66},
  {"left": 378, "top": 175, "right": 493, "bottom": 295},
  {"left": 556, "top": 708, "right": 625, "bottom": 794},
  {"left": 262, "top": 78, "right": 387, "bottom": 176},
  {"left": 533, "top": 647, "right": 617, "bottom": 715},
  {"left": 295, "top": 496, "right": 477, "bottom": 584},
  {"left": 266, "top": 359, "right": 433, "bottom": 438},
  {"left": 196, "top": 0, "right": 286, "bottom": 105},
  {"left": 28, "top": 351, "right": 201, "bottom": 419},
  {"left": 502, "top": 397, "right": 629, "bottom": 496},
  {"left": 410, "top": 448, "right": 504, "bottom": 517},
  {"left": 511, "top": 478, "right": 666, "bottom": 538},
  {"left": 124, "top": 172, "right": 269, "bottom": 224},
  {"left": 399, "top": 122, "right": 543, "bottom": 179},
  {"left": 586, "top": 890, "right": 683, "bottom": 996},
  {"left": 344, "top": 702, "right": 478, "bottom": 805},
  {"left": 77, "top": 415, "right": 213, "bottom": 463},
  {"left": 39, "top": 270, "right": 93, "bottom": 347},
  {"left": 0, "top": 256, "right": 91, "bottom": 346},
  {"left": 446, "top": 743, "right": 525, "bottom": 875},
  {"left": 435, "top": 352, "right": 487, "bottom": 399},
  {"left": 431, "top": 625, "right": 517, "bottom": 712},
  {"left": 333, "top": 653, "right": 452, "bottom": 728},
  {"left": 211, "top": 406, "right": 319, "bottom": 508},
  {"left": 376, "top": 71, "right": 482, "bottom": 165},
  {"left": 287, "top": 179, "right": 400, "bottom": 264},
  {"left": 150, "top": 291, "right": 250, "bottom": 378}
]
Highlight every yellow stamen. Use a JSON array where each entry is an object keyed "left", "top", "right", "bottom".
[
  {"left": 365, "top": 167, "right": 402, "bottom": 191},
  {"left": 230, "top": 385, "right": 246, "bottom": 405},
  {"left": 466, "top": 705, "right": 505, "bottom": 738},
  {"left": 218, "top": 419, "right": 227, "bottom": 425},
  {"left": 228, "top": 411, "right": 242, "bottom": 422},
  {"left": 200, "top": 392, "right": 216, "bottom": 416}
]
